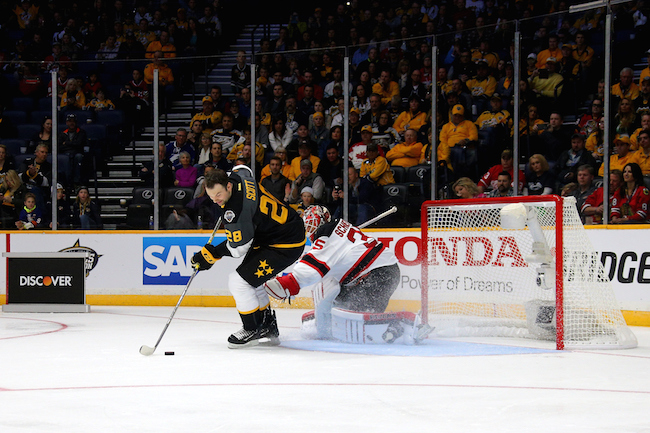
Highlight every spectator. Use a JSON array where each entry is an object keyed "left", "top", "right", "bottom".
[
  {"left": 350, "top": 124, "right": 375, "bottom": 170},
  {"left": 496, "top": 61, "right": 515, "bottom": 110},
  {"left": 475, "top": 94, "right": 511, "bottom": 157},
  {"left": 297, "top": 84, "right": 317, "bottom": 117},
  {"left": 631, "top": 114, "right": 650, "bottom": 150},
  {"left": 387, "top": 128, "right": 423, "bottom": 168},
  {"left": 209, "top": 86, "right": 228, "bottom": 114},
  {"left": 190, "top": 96, "right": 222, "bottom": 135},
  {"left": 260, "top": 156, "right": 291, "bottom": 202},
  {"left": 614, "top": 98, "right": 639, "bottom": 137},
  {"left": 48, "top": 183, "right": 73, "bottom": 229},
  {"left": 207, "top": 141, "right": 232, "bottom": 172},
  {"left": 487, "top": 171, "right": 514, "bottom": 197},
  {"left": 268, "top": 117, "right": 294, "bottom": 153},
  {"left": 15, "top": 192, "right": 42, "bottom": 230},
  {"left": 196, "top": 133, "right": 213, "bottom": 165},
  {"left": 524, "top": 154, "right": 555, "bottom": 196},
  {"left": 140, "top": 143, "right": 175, "bottom": 188},
  {"left": 119, "top": 69, "right": 150, "bottom": 132},
  {"left": 252, "top": 113, "right": 270, "bottom": 149},
  {"left": 632, "top": 129, "right": 650, "bottom": 174},
  {"left": 393, "top": 95, "right": 428, "bottom": 138},
  {"left": 400, "top": 68, "right": 428, "bottom": 106},
  {"left": 230, "top": 50, "right": 250, "bottom": 96},
  {"left": 117, "top": 31, "right": 146, "bottom": 59},
  {"left": 174, "top": 151, "right": 198, "bottom": 188},
  {"left": 0, "top": 144, "right": 15, "bottom": 184},
  {"left": 372, "top": 110, "right": 401, "bottom": 153},
  {"left": 144, "top": 51, "right": 175, "bottom": 105},
  {"left": 536, "top": 34, "right": 563, "bottom": 69},
  {"left": 529, "top": 57, "right": 563, "bottom": 116},
  {"left": 0, "top": 170, "right": 27, "bottom": 229},
  {"left": 60, "top": 80, "right": 86, "bottom": 112},
  {"left": 265, "top": 82, "right": 287, "bottom": 119},
  {"left": 360, "top": 93, "right": 384, "bottom": 129},
  {"left": 186, "top": 120, "right": 204, "bottom": 151},
  {"left": 598, "top": 135, "right": 636, "bottom": 177},
  {"left": 290, "top": 140, "right": 320, "bottom": 180},
  {"left": 17, "top": 63, "right": 43, "bottom": 97},
  {"left": 537, "top": 111, "right": 572, "bottom": 163},
  {"left": 554, "top": 133, "right": 598, "bottom": 187},
  {"left": 297, "top": 71, "right": 324, "bottom": 101},
  {"left": 316, "top": 143, "right": 344, "bottom": 189},
  {"left": 145, "top": 30, "right": 176, "bottom": 58},
  {"left": 331, "top": 166, "right": 377, "bottom": 226},
  {"left": 569, "top": 165, "right": 598, "bottom": 221},
  {"left": 260, "top": 147, "right": 292, "bottom": 180},
  {"left": 135, "top": 18, "right": 157, "bottom": 48},
  {"left": 586, "top": 118, "right": 606, "bottom": 165},
  {"left": 360, "top": 142, "right": 395, "bottom": 187},
  {"left": 611, "top": 163, "right": 650, "bottom": 224},
  {"left": 439, "top": 104, "right": 479, "bottom": 177},
  {"left": 19, "top": 144, "right": 51, "bottom": 190},
  {"left": 28, "top": 116, "right": 52, "bottom": 154},
  {"left": 43, "top": 41, "right": 71, "bottom": 72},
  {"left": 372, "top": 70, "right": 400, "bottom": 107},
  {"left": 466, "top": 59, "right": 497, "bottom": 115},
  {"left": 82, "top": 72, "right": 103, "bottom": 101},
  {"left": 612, "top": 67, "right": 639, "bottom": 102},
  {"left": 210, "top": 113, "right": 245, "bottom": 154},
  {"left": 478, "top": 149, "right": 526, "bottom": 194},
  {"left": 165, "top": 128, "right": 195, "bottom": 170},
  {"left": 86, "top": 89, "right": 115, "bottom": 111},
  {"left": 282, "top": 96, "right": 308, "bottom": 137},
  {"left": 288, "top": 158, "right": 324, "bottom": 204},
  {"left": 72, "top": 186, "right": 102, "bottom": 229},
  {"left": 59, "top": 114, "right": 87, "bottom": 186},
  {"left": 228, "top": 129, "right": 264, "bottom": 170},
  {"left": 95, "top": 35, "right": 120, "bottom": 60},
  {"left": 452, "top": 177, "right": 485, "bottom": 199},
  {"left": 352, "top": 83, "right": 372, "bottom": 116},
  {"left": 582, "top": 169, "right": 623, "bottom": 225},
  {"left": 578, "top": 98, "right": 604, "bottom": 137},
  {"left": 310, "top": 112, "right": 330, "bottom": 153}
]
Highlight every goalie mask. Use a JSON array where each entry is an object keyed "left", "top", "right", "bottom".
[{"left": 303, "top": 205, "right": 331, "bottom": 241}]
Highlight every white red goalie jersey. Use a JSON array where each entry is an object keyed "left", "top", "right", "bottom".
[{"left": 294, "top": 218, "right": 398, "bottom": 289}]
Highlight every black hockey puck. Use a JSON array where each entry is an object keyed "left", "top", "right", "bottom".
[{"left": 165, "top": 351, "right": 175, "bottom": 356}]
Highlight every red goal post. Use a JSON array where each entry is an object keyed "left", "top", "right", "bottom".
[{"left": 420, "top": 195, "right": 637, "bottom": 350}]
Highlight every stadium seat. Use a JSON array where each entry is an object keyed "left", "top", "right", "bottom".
[
  {"left": 131, "top": 187, "right": 156, "bottom": 205},
  {"left": 59, "top": 110, "right": 93, "bottom": 125},
  {"left": 3, "top": 110, "right": 27, "bottom": 125},
  {"left": 11, "top": 97, "right": 36, "bottom": 112},
  {"left": 126, "top": 204, "right": 153, "bottom": 229},
  {"left": 2, "top": 139, "right": 27, "bottom": 156},
  {"left": 30, "top": 111, "right": 53, "bottom": 125},
  {"left": 161, "top": 187, "right": 195, "bottom": 223},
  {"left": 390, "top": 166, "right": 406, "bottom": 183},
  {"left": 17, "top": 124, "right": 41, "bottom": 141},
  {"left": 96, "top": 110, "right": 125, "bottom": 127},
  {"left": 378, "top": 183, "right": 410, "bottom": 227},
  {"left": 38, "top": 97, "right": 53, "bottom": 111}
]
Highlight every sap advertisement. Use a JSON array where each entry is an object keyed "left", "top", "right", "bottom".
[{"left": 0, "top": 228, "right": 649, "bottom": 311}]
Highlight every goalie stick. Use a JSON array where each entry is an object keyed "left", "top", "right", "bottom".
[
  {"left": 139, "top": 217, "right": 222, "bottom": 356},
  {"left": 357, "top": 206, "right": 397, "bottom": 229}
]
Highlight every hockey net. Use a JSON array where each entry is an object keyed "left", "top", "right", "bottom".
[{"left": 421, "top": 195, "right": 637, "bottom": 349}]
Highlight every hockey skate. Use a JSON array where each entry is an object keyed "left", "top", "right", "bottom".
[{"left": 227, "top": 309, "right": 280, "bottom": 349}]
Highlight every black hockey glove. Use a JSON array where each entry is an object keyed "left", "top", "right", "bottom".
[{"left": 191, "top": 244, "right": 220, "bottom": 271}]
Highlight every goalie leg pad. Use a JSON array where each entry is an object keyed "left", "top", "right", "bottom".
[
  {"left": 312, "top": 277, "right": 341, "bottom": 339},
  {"left": 330, "top": 309, "right": 420, "bottom": 344}
]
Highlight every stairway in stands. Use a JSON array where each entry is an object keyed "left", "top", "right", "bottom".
[{"left": 97, "top": 24, "right": 280, "bottom": 229}]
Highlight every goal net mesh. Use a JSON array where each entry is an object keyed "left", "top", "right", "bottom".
[{"left": 422, "top": 196, "right": 637, "bottom": 349}]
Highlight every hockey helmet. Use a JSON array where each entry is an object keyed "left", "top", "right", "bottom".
[{"left": 303, "top": 205, "right": 331, "bottom": 241}]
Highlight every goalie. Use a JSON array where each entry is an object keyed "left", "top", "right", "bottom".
[{"left": 264, "top": 205, "right": 429, "bottom": 344}]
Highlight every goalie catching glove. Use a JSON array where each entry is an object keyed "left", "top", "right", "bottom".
[
  {"left": 264, "top": 274, "right": 301, "bottom": 300},
  {"left": 191, "top": 244, "right": 220, "bottom": 271}
]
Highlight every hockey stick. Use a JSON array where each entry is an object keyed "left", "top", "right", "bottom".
[
  {"left": 139, "top": 217, "right": 222, "bottom": 356},
  {"left": 358, "top": 206, "right": 398, "bottom": 229}
]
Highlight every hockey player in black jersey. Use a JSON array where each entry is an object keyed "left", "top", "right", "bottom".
[{"left": 191, "top": 166, "right": 306, "bottom": 348}]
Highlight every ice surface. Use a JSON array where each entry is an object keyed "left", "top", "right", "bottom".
[{"left": 1, "top": 306, "right": 649, "bottom": 432}]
